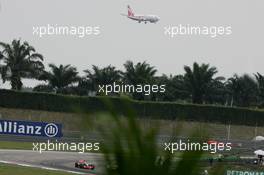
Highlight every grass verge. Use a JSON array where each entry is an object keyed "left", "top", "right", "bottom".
[
  {"left": 0, "top": 141, "right": 32, "bottom": 150},
  {"left": 0, "top": 163, "right": 74, "bottom": 175}
]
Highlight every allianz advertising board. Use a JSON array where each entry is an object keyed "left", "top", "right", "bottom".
[{"left": 0, "top": 119, "right": 62, "bottom": 138}]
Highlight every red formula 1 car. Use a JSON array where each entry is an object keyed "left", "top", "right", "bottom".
[{"left": 75, "top": 160, "right": 95, "bottom": 170}]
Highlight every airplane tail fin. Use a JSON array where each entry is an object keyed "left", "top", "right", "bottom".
[{"left": 127, "top": 5, "right": 134, "bottom": 17}]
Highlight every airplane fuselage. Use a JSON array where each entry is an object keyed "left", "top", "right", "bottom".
[
  {"left": 128, "top": 15, "right": 159, "bottom": 23},
  {"left": 122, "top": 5, "right": 160, "bottom": 24}
]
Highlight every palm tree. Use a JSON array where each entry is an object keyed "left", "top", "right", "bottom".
[
  {"left": 0, "top": 39, "right": 44, "bottom": 90},
  {"left": 123, "top": 60, "right": 157, "bottom": 100},
  {"left": 0, "top": 52, "right": 4, "bottom": 85},
  {"left": 183, "top": 62, "right": 222, "bottom": 104},
  {"left": 203, "top": 77, "right": 227, "bottom": 105},
  {"left": 123, "top": 61, "right": 157, "bottom": 85},
  {"left": 34, "top": 64, "right": 79, "bottom": 94},
  {"left": 83, "top": 65, "right": 122, "bottom": 95},
  {"left": 154, "top": 74, "right": 189, "bottom": 102},
  {"left": 255, "top": 72, "right": 264, "bottom": 106},
  {"left": 226, "top": 74, "right": 258, "bottom": 107}
]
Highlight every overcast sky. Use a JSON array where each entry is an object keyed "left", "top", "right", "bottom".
[{"left": 0, "top": 0, "right": 263, "bottom": 88}]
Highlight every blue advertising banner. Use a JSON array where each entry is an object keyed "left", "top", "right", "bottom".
[{"left": 0, "top": 119, "right": 63, "bottom": 138}]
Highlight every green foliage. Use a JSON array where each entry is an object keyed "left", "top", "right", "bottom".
[
  {"left": 123, "top": 60, "right": 157, "bottom": 100},
  {"left": 255, "top": 73, "right": 264, "bottom": 106},
  {"left": 226, "top": 74, "right": 258, "bottom": 107},
  {"left": 154, "top": 74, "right": 189, "bottom": 101},
  {"left": 1, "top": 89, "right": 264, "bottom": 126},
  {"left": 34, "top": 64, "right": 80, "bottom": 94},
  {"left": 83, "top": 65, "right": 122, "bottom": 95},
  {"left": 183, "top": 62, "right": 224, "bottom": 104},
  {"left": 98, "top": 98, "right": 205, "bottom": 175},
  {"left": 0, "top": 39, "right": 44, "bottom": 90},
  {"left": 0, "top": 38, "right": 263, "bottom": 108}
]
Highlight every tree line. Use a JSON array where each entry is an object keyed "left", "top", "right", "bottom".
[{"left": 0, "top": 39, "right": 264, "bottom": 108}]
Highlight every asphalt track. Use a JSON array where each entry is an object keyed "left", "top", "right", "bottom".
[
  {"left": 0, "top": 136, "right": 262, "bottom": 175},
  {"left": 0, "top": 149, "right": 104, "bottom": 175}
]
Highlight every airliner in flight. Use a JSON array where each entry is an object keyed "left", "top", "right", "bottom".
[{"left": 121, "top": 5, "right": 160, "bottom": 24}]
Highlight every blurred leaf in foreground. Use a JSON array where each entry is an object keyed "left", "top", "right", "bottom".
[{"left": 96, "top": 98, "right": 215, "bottom": 175}]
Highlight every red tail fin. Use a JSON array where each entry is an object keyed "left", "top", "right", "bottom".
[{"left": 127, "top": 5, "right": 134, "bottom": 17}]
